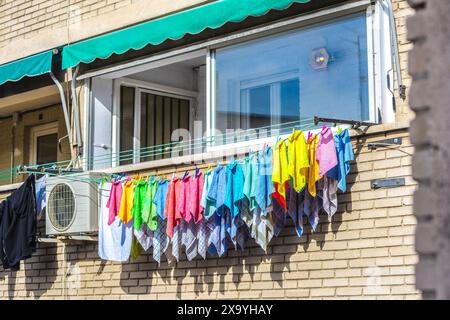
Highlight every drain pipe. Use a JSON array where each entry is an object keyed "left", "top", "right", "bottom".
[
  {"left": 10, "top": 113, "right": 18, "bottom": 184},
  {"left": 50, "top": 71, "right": 73, "bottom": 147},
  {"left": 71, "top": 66, "right": 83, "bottom": 153},
  {"left": 384, "top": 0, "right": 406, "bottom": 100}
]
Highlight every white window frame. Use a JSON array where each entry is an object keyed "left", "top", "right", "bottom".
[
  {"left": 84, "top": 0, "right": 395, "bottom": 167},
  {"left": 29, "top": 122, "right": 59, "bottom": 165},
  {"left": 112, "top": 77, "right": 198, "bottom": 167}
]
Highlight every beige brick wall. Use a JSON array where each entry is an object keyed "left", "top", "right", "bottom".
[{"left": 0, "top": 129, "right": 420, "bottom": 299}]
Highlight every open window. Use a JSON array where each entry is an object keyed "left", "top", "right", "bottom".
[
  {"left": 86, "top": 2, "right": 394, "bottom": 170},
  {"left": 88, "top": 52, "right": 206, "bottom": 169}
]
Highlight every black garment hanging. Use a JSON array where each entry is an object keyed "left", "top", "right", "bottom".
[{"left": 0, "top": 175, "right": 37, "bottom": 270}]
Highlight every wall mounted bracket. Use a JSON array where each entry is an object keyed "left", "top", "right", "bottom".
[
  {"left": 367, "top": 137, "right": 402, "bottom": 150},
  {"left": 371, "top": 177, "right": 405, "bottom": 189}
]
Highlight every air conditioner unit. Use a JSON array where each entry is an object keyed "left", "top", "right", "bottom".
[{"left": 45, "top": 172, "right": 101, "bottom": 236}]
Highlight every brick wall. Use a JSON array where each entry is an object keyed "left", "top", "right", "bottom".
[
  {"left": 0, "top": 0, "right": 209, "bottom": 64},
  {"left": 0, "top": 129, "right": 421, "bottom": 299}
]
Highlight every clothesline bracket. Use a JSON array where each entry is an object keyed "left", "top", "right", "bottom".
[
  {"left": 15, "top": 165, "right": 84, "bottom": 176},
  {"left": 313, "top": 116, "right": 376, "bottom": 129}
]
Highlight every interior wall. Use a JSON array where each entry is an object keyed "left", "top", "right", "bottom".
[{"left": 0, "top": 105, "right": 70, "bottom": 186}]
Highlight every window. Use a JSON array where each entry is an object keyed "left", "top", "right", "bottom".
[
  {"left": 119, "top": 86, "right": 135, "bottom": 165},
  {"left": 213, "top": 12, "right": 370, "bottom": 144},
  {"left": 139, "top": 91, "right": 190, "bottom": 162},
  {"left": 29, "top": 122, "right": 58, "bottom": 165},
  {"left": 117, "top": 83, "right": 192, "bottom": 166}
]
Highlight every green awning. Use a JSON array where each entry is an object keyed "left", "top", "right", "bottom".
[
  {"left": 0, "top": 50, "right": 53, "bottom": 86},
  {"left": 62, "top": 0, "right": 310, "bottom": 70}
]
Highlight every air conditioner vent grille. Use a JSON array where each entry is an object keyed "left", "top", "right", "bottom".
[{"left": 47, "top": 183, "right": 75, "bottom": 231}]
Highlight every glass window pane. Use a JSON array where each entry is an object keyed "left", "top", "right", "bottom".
[
  {"left": 140, "top": 93, "right": 156, "bottom": 162},
  {"left": 242, "top": 85, "right": 271, "bottom": 129},
  {"left": 119, "top": 86, "right": 135, "bottom": 165},
  {"left": 179, "top": 100, "right": 190, "bottom": 131},
  {"left": 163, "top": 97, "right": 172, "bottom": 159},
  {"left": 154, "top": 95, "right": 164, "bottom": 160},
  {"left": 139, "top": 92, "right": 190, "bottom": 162},
  {"left": 280, "top": 79, "right": 300, "bottom": 125},
  {"left": 214, "top": 13, "right": 368, "bottom": 140},
  {"left": 36, "top": 133, "right": 57, "bottom": 165}
]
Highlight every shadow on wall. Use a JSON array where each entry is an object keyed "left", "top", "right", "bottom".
[
  {"left": 0, "top": 219, "right": 59, "bottom": 300},
  {"left": 114, "top": 213, "right": 344, "bottom": 299},
  {"left": 0, "top": 168, "right": 366, "bottom": 299}
]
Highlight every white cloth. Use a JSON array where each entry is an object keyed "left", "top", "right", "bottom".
[{"left": 98, "top": 182, "right": 132, "bottom": 261}]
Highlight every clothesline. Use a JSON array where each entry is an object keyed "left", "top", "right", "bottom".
[
  {"left": 0, "top": 118, "right": 322, "bottom": 181},
  {"left": 0, "top": 125, "right": 354, "bottom": 269},
  {"left": 98, "top": 125, "right": 355, "bottom": 264}
]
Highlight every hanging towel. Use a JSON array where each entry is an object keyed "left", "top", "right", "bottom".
[
  {"left": 196, "top": 217, "right": 215, "bottom": 259},
  {"left": 153, "top": 179, "right": 169, "bottom": 220},
  {"left": 178, "top": 174, "right": 192, "bottom": 222},
  {"left": 287, "top": 186, "right": 305, "bottom": 237},
  {"left": 118, "top": 180, "right": 134, "bottom": 225},
  {"left": 152, "top": 216, "right": 170, "bottom": 265},
  {"left": 320, "top": 175, "right": 338, "bottom": 218},
  {"left": 327, "top": 129, "right": 355, "bottom": 192},
  {"left": 272, "top": 139, "right": 289, "bottom": 210},
  {"left": 0, "top": 175, "right": 37, "bottom": 270},
  {"left": 130, "top": 233, "right": 143, "bottom": 261},
  {"left": 181, "top": 218, "right": 198, "bottom": 261},
  {"left": 287, "top": 130, "right": 309, "bottom": 193},
  {"left": 165, "top": 177, "right": 181, "bottom": 238},
  {"left": 131, "top": 180, "right": 148, "bottom": 231},
  {"left": 224, "top": 161, "right": 245, "bottom": 218},
  {"left": 98, "top": 182, "right": 132, "bottom": 262},
  {"left": 272, "top": 195, "right": 286, "bottom": 237},
  {"left": 240, "top": 152, "right": 258, "bottom": 227},
  {"left": 142, "top": 177, "right": 158, "bottom": 231},
  {"left": 207, "top": 165, "right": 227, "bottom": 216},
  {"left": 106, "top": 180, "right": 123, "bottom": 225},
  {"left": 200, "top": 169, "right": 216, "bottom": 220},
  {"left": 134, "top": 224, "right": 153, "bottom": 251},
  {"left": 317, "top": 125, "right": 338, "bottom": 177},
  {"left": 252, "top": 147, "right": 275, "bottom": 252},
  {"left": 306, "top": 134, "right": 320, "bottom": 197},
  {"left": 189, "top": 170, "right": 204, "bottom": 224}
]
